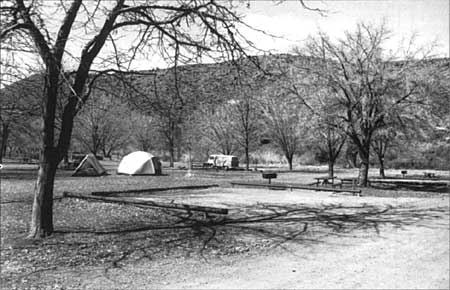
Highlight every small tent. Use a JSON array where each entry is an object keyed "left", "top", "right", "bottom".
[
  {"left": 117, "top": 151, "right": 162, "bottom": 175},
  {"left": 72, "top": 154, "right": 107, "bottom": 177}
]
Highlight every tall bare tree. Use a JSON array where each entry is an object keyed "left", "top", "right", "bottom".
[
  {"left": 228, "top": 71, "right": 262, "bottom": 170},
  {"left": 293, "top": 23, "right": 434, "bottom": 186},
  {"left": 0, "top": 0, "right": 263, "bottom": 238},
  {"left": 260, "top": 91, "right": 306, "bottom": 171}
]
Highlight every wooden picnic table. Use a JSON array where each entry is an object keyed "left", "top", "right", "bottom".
[
  {"left": 315, "top": 176, "right": 338, "bottom": 187},
  {"left": 423, "top": 172, "right": 437, "bottom": 178}
]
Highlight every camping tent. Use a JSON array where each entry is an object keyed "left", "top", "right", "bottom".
[
  {"left": 72, "top": 154, "right": 107, "bottom": 177},
  {"left": 117, "top": 151, "right": 162, "bottom": 175}
]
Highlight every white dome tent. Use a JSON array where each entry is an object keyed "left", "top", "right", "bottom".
[{"left": 117, "top": 151, "right": 162, "bottom": 175}]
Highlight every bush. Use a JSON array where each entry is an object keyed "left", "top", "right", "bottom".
[{"left": 297, "top": 151, "right": 316, "bottom": 165}]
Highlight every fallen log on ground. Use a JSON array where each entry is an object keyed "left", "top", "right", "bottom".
[
  {"left": 63, "top": 191, "right": 228, "bottom": 215},
  {"left": 230, "top": 182, "right": 361, "bottom": 195},
  {"left": 91, "top": 184, "right": 219, "bottom": 196}
]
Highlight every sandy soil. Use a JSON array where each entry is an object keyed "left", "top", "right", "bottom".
[
  {"left": 30, "top": 188, "right": 449, "bottom": 289},
  {"left": 160, "top": 221, "right": 449, "bottom": 289}
]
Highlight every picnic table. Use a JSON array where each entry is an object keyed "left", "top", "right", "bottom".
[
  {"left": 315, "top": 176, "right": 338, "bottom": 187},
  {"left": 423, "top": 172, "right": 436, "bottom": 178}
]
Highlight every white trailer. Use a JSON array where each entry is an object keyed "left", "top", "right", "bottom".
[{"left": 204, "top": 154, "right": 239, "bottom": 170}]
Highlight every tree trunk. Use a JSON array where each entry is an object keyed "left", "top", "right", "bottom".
[
  {"left": 169, "top": 145, "right": 174, "bottom": 168},
  {"left": 328, "top": 160, "right": 334, "bottom": 178},
  {"left": 0, "top": 123, "right": 9, "bottom": 162},
  {"left": 62, "top": 153, "right": 69, "bottom": 168},
  {"left": 28, "top": 153, "right": 58, "bottom": 238},
  {"left": 245, "top": 146, "right": 250, "bottom": 171},
  {"left": 348, "top": 151, "right": 358, "bottom": 168},
  {"left": 358, "top": 150, "right": 370, "bottom": 187},
  {"left": 286, "top": 154, "right": 293, "bottom": 171},
  {"left": 378, "top": 155, "right": 385, "bottom": 178},
  {"left": 176, "top": 137, "right": 182, "bottom": 162},
  {"left": 28, "top": 62, "right": 60, "bottom": 239}
]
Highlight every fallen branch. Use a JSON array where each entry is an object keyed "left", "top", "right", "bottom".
[{"left": 63, "top": 191, "right": 228, "bottom": 215}]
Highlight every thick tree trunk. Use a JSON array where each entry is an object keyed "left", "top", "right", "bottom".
[
  {"left": 328, "top": 160, "right": 334, "bottom": 178},
  {"left": 286, "top": 154, "right": 293, "bottom": 171},
  {"left": 0, "top": 123, "right": 9, "bottom": 162},
  {"left": 358, "top": 151, "right": 370, "bottom": 187},
  {"left": 28, "top": 153, "right": 58, "bottom": 238},
  {"left": 28, "top": 61, "right": 60, "bottom": 238}
]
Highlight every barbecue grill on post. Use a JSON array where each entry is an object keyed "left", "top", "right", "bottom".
[{"left": 262, "top": 171, "right": 277, "bottom": 184}]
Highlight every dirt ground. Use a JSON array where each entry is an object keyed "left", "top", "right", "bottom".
[
  {"left": 1, "top": 164, "right": 449, "bottom": 289},
  {"left": 9, "top": 187, "right": 448, "bottom": 289}
]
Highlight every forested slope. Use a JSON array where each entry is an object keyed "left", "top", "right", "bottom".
[{"left": 1, "top": 54, "right": 448, "bottom": 169}]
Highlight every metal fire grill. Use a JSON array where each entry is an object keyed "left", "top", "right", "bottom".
[{"left": 262, "top": 171, "right": 277, "bottom": 184}]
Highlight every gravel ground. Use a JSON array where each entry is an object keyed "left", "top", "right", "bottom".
[{"left": 1, "top": 164, "right": 449, "bottom": 289}]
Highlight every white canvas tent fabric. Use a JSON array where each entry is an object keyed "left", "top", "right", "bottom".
[
  {"left": 72, "top": 154, "right": 107, "bottom": 176},
  {"left": 117, "top": 151, "right": 162, "bottom": 175}
]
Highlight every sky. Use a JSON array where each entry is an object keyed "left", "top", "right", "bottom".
[
  {"left": 2, "top": 0, "right": 449, "bottom": 80},
  {"left": 239, "top": 0, "right": 449, "bottom": 57}
]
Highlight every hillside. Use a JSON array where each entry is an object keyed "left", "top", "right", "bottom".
[{"left": 1, "top": 53, "right": 449, "bottom": 168}]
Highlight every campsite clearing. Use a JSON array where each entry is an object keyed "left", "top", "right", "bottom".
[{"left": 1, "top": 164, "right": 449, "bottom": 289}]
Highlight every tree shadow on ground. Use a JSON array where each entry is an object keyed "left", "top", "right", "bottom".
[
  {"left": 2, "top": 201, "right": 448, "bottom": 287},
  {"left": 53, "top": 202, "right": 448, "bottom": 260}
]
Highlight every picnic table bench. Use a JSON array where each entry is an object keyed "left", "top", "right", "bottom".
[{"left": 340, "top": 178, "right": 359, "bottom": 189}]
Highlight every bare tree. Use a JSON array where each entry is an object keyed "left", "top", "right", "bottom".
[
  {"left": 229, "top": 80, "right": 261, "bottom": 171},
  {"left": 260, "top": 91, "right": 305, "bottom": 171},
  {"left": 371, "top": 128, "right": 395, "bottom": 178},
  {"left": 198, "top": 103, "right": 238, "bottom": 155},
  {"left": 0, "top": 0, "right": 263, "bottom": 238},
  {"left": 232, "top": 98, "right": 259, "bottom": 170},
  {"left": 73, "top": 88, "right": 130, "bottom": 157},
  {"left": 131, "top": 69, "right": 193, "bottom": 167},
  {"left": 129, "top": 111, "right": 159, "bottom": 153},
  {"left": 310, "top": 122, "right": 346, "bottom": 178},
  {"left": 293, "top": 23, "right": 434, "bottom": 186}
]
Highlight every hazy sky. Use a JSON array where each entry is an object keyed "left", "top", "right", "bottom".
[
  {"left": 2, "top": 0, "right": 448, "bottom": 77},
  {"left": 240, "top": 0, "right": 449, "bottom": 57}
]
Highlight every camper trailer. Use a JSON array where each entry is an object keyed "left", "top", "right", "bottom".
[{"left": 204, "top": 154, "right": 239, "bottom": 170}]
